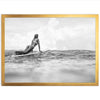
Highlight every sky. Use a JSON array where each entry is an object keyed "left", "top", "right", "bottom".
[{"left": 5, "top": 17, "right": 95, "bottom": 50}]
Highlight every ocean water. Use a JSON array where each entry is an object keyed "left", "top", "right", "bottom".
[{"left": 5, "top": 50, "right": 95, "bottom": 83}]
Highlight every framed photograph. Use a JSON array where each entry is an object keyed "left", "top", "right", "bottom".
[{"left": 1, "top": 14, "right": 99, "bottom": 86}]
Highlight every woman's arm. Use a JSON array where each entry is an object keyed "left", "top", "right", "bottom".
[{"left": 37, "top": 39, "right": 41, "bottom": 52}]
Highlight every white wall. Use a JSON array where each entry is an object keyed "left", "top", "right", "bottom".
[{"left": 0, "top": 0, "right": 100, "bottom": 100}]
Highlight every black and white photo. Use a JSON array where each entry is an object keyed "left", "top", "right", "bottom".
[{"left": 2, "top": 15, "right": 98, "bottom": 86}]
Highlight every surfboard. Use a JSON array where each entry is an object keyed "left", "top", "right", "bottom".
[{"left": 11, "top": 52, "right": 39, "bottom": 58}]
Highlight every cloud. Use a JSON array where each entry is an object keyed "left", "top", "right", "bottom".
[{"left": 5, "top": 18, "right": 95, "bottom": 50}]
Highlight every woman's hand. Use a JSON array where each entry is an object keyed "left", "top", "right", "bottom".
[{"left": 39, "top": 50, "right": 42, "bottom": 53}]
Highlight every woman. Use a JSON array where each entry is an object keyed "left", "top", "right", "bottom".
[{"left": 15, "top": 34, "right": 41, "bottom": 55}]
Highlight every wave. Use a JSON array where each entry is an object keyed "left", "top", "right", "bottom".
[{"left": 5, "top": 50, "right": 95, "bottom": 62}]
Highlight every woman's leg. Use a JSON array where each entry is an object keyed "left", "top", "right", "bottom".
[
  {"left": 15, "top": 45, "right": 30, "bottom": 55},
  {"left": 24, "top": 46, "right": 34, "bottom": 54},
  {"left": 15, "top": 51, "right": 25, "bottom": 55},
  {"left": 24, "top": 45, "right": 30, "bottom": 51},
  {"left": 15, "top": 45, "right": 35, "bottom": 55}
]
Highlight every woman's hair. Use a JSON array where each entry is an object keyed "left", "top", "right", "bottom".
[{"left": 34, "top": 34, "right": 38, "bottom": 39}]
